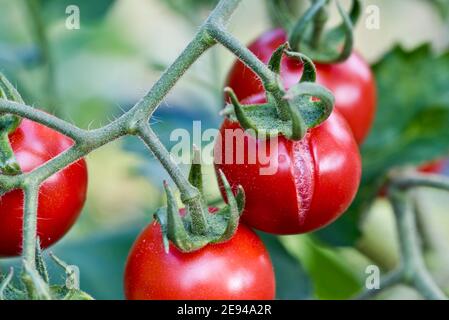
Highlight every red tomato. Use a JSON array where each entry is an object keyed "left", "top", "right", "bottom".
[
  {"left": 0, "top": 119, "right": 88, "bottom": 257},
  {"left": 124, "top": 209, "right": 276, "bottom": 300},
  {"left": 226, "top": 28, "right": 377, "bottom": 144},
  {"left": 418, "top": 159, "right": 448, "bottom": 174},
  {"left": 214, "top": 93, "right": 361, "bottom": 234}
]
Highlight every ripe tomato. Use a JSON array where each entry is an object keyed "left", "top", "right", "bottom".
[
  {"left": 226, "top": 28, "right": 377, "bottom": 144},
  {"left": 0, "top": 119, "right": 88, "bottom": 257},
  {"left": 124, "top": 209, "right": 276, "bottom": 300},
  {"left": 418, "top": 159, "right": 448, "bottom": 174},
  {"left": 214, "top": 93, "right": 361, "bottom": 234}
]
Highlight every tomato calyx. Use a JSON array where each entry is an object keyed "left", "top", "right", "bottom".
[
  {"left": 223, "top": 44, "right": 334, "bottom": 141},
  {"left": 0, "top": 240, "right": 93, "bottom": 300},
  {"left": 288, "top": 0, "right": 361, "bottom": 63},
  {"left": 155, "top": 148, "right": 245, "bottom": 253},
  {"left": 0, "top": 73, "right": 24, "bottom": 176}
]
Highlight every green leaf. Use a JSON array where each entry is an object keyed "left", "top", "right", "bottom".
[
  {"left": 258, "top": 233, "right": 313, "bottom": 299},
  {"left": 281, "top": 236, "right": 362, "bottom": 299},
  {"left": 427, "top": 0, "right": 449, "bottom": 19},
  {"left": 50, "top": 286, "right": 93, "bottom": 300},
  {"left": 159, "top": 0, "right": 219, "bottom": 24},
  {"left": 317, "top": 45, "right": 449, "bottom": 247}
]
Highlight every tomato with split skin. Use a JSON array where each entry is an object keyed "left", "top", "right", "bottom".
[
  {"left": 124, "top": 208, "right": 276, "bottom": 300},
  {"left": 0, "top": 119, "right": 88, "bottom": 257},
  {"left": 226, "top": 28, "right": 377, "bottom": 144},
  {"left": 214, "top": 93, "right": 361, "bottom": 235}
]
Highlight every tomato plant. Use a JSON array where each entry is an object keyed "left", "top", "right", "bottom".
[
  {"left": 226, "top": 29, "right": 376, "bottom": 144},
  {"left": 0, "top": 119, "right": 88, "bottom": 257},
  {"left": 214, "top": 93, "right": 361, "bottom": 234},
  {"left": 124, "top": 209, "right": 275, "bottom": 300}
]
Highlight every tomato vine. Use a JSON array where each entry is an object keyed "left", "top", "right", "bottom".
[{"left": 0, "top": 0, "right": 448, "bottom": 300}]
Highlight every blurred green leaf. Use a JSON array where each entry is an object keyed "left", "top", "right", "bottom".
[
  {"left": 159, "top": 0, "right": 219, "bottom": 24},
  {"left": 281, "top": 236, "right": 362, "bottom": 299},
  {"left": 258, "top": 233, "right": 313, "bottom": 299},
  {"left": 317, "top": 45, "right": 449, "bottom": 246},
  {"left": 427, "top": 0, "right": 449, "bottom": 19},
  {"left": 48, "top": 226, "right": 140, "bottom": 300}
]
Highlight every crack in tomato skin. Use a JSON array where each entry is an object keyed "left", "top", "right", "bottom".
[{"left": 214, "top": 93, "right": 361, "bottom": 235}]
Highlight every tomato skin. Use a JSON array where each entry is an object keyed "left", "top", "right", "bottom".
[
  {"left": 124, "top": 210, "right": 276, "bottom": 300},
  {"left": 0, "top": 119, "right": 88, "bottom": 257},
  {"left": 226, "top": 28, "right": 377, "bottom": 144},
  {"left": 418, "top": 159, "right": 447, "bottom": 174},
  {"left": 214, "top": 93, "right": 361, "bottom": 234}
]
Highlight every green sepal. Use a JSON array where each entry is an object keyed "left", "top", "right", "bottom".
[
  {"left": 0, "top": 268, "right": 15, "bottom": 300},
  {"left": 22, "top": 260, "right": 52, "bottom": 300},
  {"left": 50, "top": 253, "right": 80, "bottom": 291},
  {"left": 224, "top": 81, "right": 334, "bottom": 141},
  {"left": 188, "top": 145, "right": 203, "bottom": 195},
  {"left": 284, "top": 82, "right": 335, "bottom": 128},
  {"left": 0, "top": 73, "right": 24, "bottom": 133},
  {"left": 0, "top": 73, "right": 25, "bottom": 175},
  {"left": 284, "top": 50, "right": 317, "bottom": 83},
  {"left": 288, "top": 0, "right": 360, "bottom": 63},
  {"left": 0, "top": 132, "right": 21, "bottom": 175},
  {"left": 49, "top": 285, "right": 94, "bottom": 300},
  {"left": 212, "top": 170, "right": 244, "bottom": 243},
  {"left": 268, "top": 42, "right": 289, "bottom": 74},
  {"left": 46, "top": 253, "right": 93, "bottom": 299},
  {"left": 155, "top": 171, "right": 245, "bottom": 253},
  {"left": 35, "top": 238, "right": 49, "bottom": 284}
]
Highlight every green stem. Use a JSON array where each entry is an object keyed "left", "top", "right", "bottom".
[
  {"left": 390, "top": 172, "right": 449, "bottom": 192},
  {"left": 24, "top": 0, "right": 58, "bottom": 112},
  {"left": 310, "top": 1, "right": 329, "bottom": 50},
  {"left": 137, "top": 124, "right": 199, "bottom": 201},
  {"left": 355, "top": 270, "right": 403, "bottom": 300},
  {"left": 390, "top": 191, "right": 447, "bottom": 300},
  {"left": 265, "top": 0, "right": 295, "bottom": 30},
  {"left": 129, "top": 30, "right": 214, "bottom": 121},
  {"left": 22, "top": 184, "right": 39, "bottom": 269},
  {"left": 206, "top": 24, "right": 275, "bottom": 88},
  {"left": 0, "top": 132, "right": 21, "bottom": 175},
  {"left": 289, "top": 0, "right": 327, "bottom": 50},
  {"left": 137, "top": 123, "right": 208, "bottom": 234},
  {"left": 206, "top": 24, "right": 293, "bottom": 120}
]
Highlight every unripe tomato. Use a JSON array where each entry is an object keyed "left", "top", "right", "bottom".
[
  {"left": 0, "top": 119, "right": 88, "bottom": 257},
  {"left": 214, "top": 93, "right": 361, "bottom": 234},
  {"left": 124, "top": 209, "right": 276, "bottom": 300},
  {"left": 226, "top": 28, "right": 377, "bottom": 144}
]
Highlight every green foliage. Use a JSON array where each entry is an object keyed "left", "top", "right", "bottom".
[
  {"left": 317, "top": 45, "right": 449, "bottom": 246},
  {"left": 281, "top": 236, "right": 363, "bottom": 299},
  {"left": 259, "top": 233, "right": 313, "bottom": 299},
  {"left": 159, "top": 0, "right": 219, "bottom": 23},
  {"left": 428, "top": 0, "right": 449, "bottom": 19}
]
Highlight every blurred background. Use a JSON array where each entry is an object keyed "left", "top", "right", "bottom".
[{"left": 0, "top": 0, "right": 449, "bottom": 299}]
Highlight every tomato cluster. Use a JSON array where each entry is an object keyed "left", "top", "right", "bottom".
[{"left": 124, "top": 29, "right": 370, "bottom": 300}]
